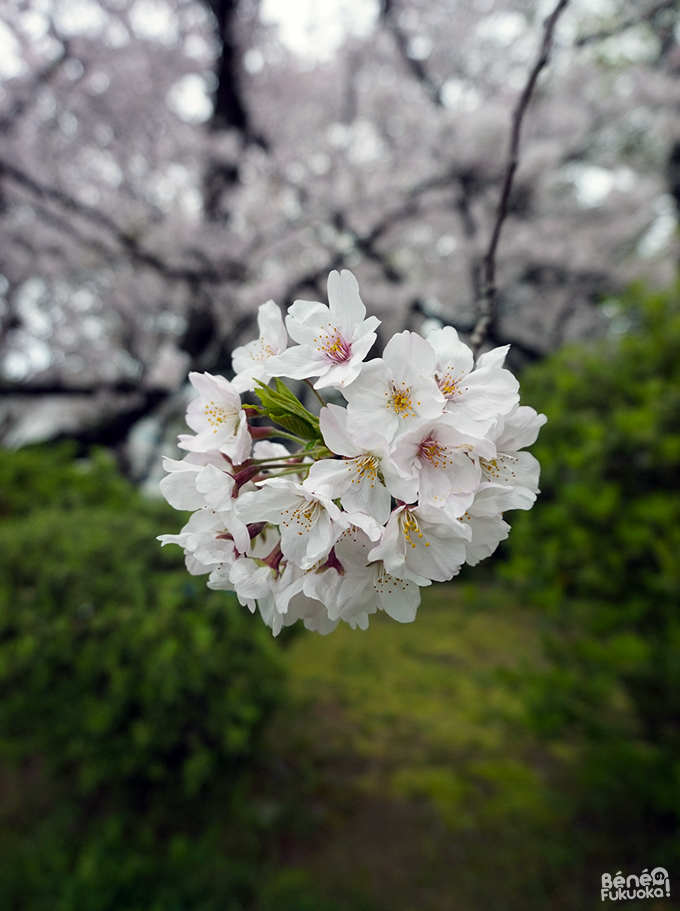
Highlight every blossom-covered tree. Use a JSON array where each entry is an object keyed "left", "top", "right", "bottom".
[{"left": 0, "top": 0, "right": 678, "bottom": 474}]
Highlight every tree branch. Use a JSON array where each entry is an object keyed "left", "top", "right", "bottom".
[
  {"left": 0, "top": 159, "right": 242, "bottom": 285},
  {"left": 469, "top": 0, "right": 570, "bottom": 356},
  {"left": 411, "top": 296, "right": 545, "bottom": 362},
  {"left": 380, "top": 0, "right": 444, "bottom": 106},
  {"left": 575, "top": 0, "right": 679, "bottom": 47},
  {"left": 0, "top": 380, "right": 165, "bottom": 397},
  {"left": 0, "top": 47, "right": 69, "bottom": 134}
]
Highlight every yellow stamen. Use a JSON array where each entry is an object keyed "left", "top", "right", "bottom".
[{"left": 388, "top": 382, "right": 416, "bottom": 419}]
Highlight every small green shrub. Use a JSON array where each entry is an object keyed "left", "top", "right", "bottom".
[
  {"left": 0, "top": 505, "right": 282, "bottom": 798},
  {"left": 0, "top": 442, "right": 138, "bottom": 518},
  {"left": 503, "top": 282, "right": 680, "bottom": 842}
]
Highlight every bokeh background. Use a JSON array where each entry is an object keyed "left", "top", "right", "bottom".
[{"left": 0, "top": 0, "right": 679, "bottom": 908}]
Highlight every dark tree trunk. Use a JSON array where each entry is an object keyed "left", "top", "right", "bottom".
[{"left": 207, "top": 0, "right": 249, "bottom": 133}]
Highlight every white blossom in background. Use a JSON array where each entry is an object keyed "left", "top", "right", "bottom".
[{"left": 159, "top": 270, "right": 545, "bottom": 636}]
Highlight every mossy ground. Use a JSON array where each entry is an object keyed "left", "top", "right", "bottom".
[{"left": 264, "top": 582, "right": 675, "bottom": 911}]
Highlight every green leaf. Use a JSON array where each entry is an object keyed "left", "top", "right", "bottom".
[
  {"left": 270, "top": 412, "right": 321, "bottom": 440},
  {"left": 253, "top": 379, "right": 322, "bottom": 441}
]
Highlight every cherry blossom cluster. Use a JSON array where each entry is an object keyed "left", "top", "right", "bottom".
[{"left": 159, "top": 270, "right": 545, "bottom": 635}]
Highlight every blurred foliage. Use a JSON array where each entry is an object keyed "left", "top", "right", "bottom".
[
  {"left": 503, "top": 281, "right": 680, "bottom": 849},
  {"left": 271, "top": 584, "right": 592, "bottom": 911},
  {"left": 0, "top": 444, "right": 137, "bottom": 518},
  {"left": 0, "top": 444, "right": 304, "bottom": 910}
]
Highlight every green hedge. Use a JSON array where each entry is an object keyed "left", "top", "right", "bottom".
[
  {"left": 0, "top": 445, "right": 287, "bottom": 909},
  {"left": 503, "top": 283, "right": 680, "bottom": 840}
]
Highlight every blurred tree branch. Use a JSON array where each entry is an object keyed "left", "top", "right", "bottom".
[
  {"left": 379, "top": 0, "right": 444, "bottom": 106},
  {"left": 282, "top": 162, "right": 492, "bottom": 307},
  {"left": 575, "top": 0, "right": 679, "bottom": 47},
  {"left": 0, "top": 51, "right": 69, "bottom": 134},
  {"left": 0, "top": 380, "right": 164, "bottom": 396},
  {"left": 0, "top": 159, "right": 242, "bottom": 284},
  {"left": 470, "top": 0, "right": 570, "bottom": 356}
]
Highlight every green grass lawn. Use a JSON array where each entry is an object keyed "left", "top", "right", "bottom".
[{"left": 264, "top": 581, "right": 590, "bottom": 911}]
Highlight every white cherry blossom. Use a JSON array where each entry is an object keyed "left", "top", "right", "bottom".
[
  {"left": 303, "top": 404, "right": 395, "bottom": 523},
  {"left": 226, "top": 555, "right": 277, "bottom": 610},
  {"left": 479, "top": 452, "right": 541, "bottom": 504},
  {"left": 231, "top": 300, "right": 288, "bottom": 393},
  {"left": 275, "top": 560, "right": 343, "bottom": 622},
  {"left": 253, "top": 561, "right": 341, "bottom": 636},
  {"left": 369, "top": 503, "right": 471, "bottom": 585},
  {"left": 266, "top": 270, "right": 380, "bottom": 389},
  {"left": 427, "top": 327, "right": 519, "bottom": 428},
  {"left": 236, "top": 478, "right": 341, "bottom": 570},
  {"left": 283, "top": 591, "right": 340, "bottom": 636},
  {"left": 159, "top": 452, "right": 231, "bottom": 512},
  {"left": 178, "top": 372, "right": 252, "bottom": 464},
  {"left": 159, "top": 269, "right": 545, "bottom": 636},
  {"left": 334, "top": 527, "right": 424, "bottom": 624},
  {"left": 211, "top": 524, "right": 283, "bottom": 600},
  {"left": 389, "top": 417, "right": 495, "bottom": 511},
  {"left": 252, "top": 440, "right": 292, "bottom": 461},
  {"left": 461, "top": 508, "right": 511, "bottom": 567},
  {"left": 477, "top": 405, "right": 546, "bottom": 509},
  {"left": 343, "top": 331, "right": 445, "bottom": 443},
  {"left": 494, "top": 405, "right": 548, "bottom": 452},
  {"left": 158, "top": 507, "right": 241, "bottom": 578}
]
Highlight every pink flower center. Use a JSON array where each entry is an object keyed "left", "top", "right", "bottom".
[
  {"left": 320, "top": 331, "right": 352, "bottom": 364},
  {"left": 436, "top": 369, "right": 466, "bottom": 399}
]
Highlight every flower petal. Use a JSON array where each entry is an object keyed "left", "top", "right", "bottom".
[{"left": 328, "top": 269, "right": 366, "bottom": 330}]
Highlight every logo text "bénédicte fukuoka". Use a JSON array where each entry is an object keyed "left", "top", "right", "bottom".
[{"left": 602, "top": 868, "right": 669, "bottom": 901}]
